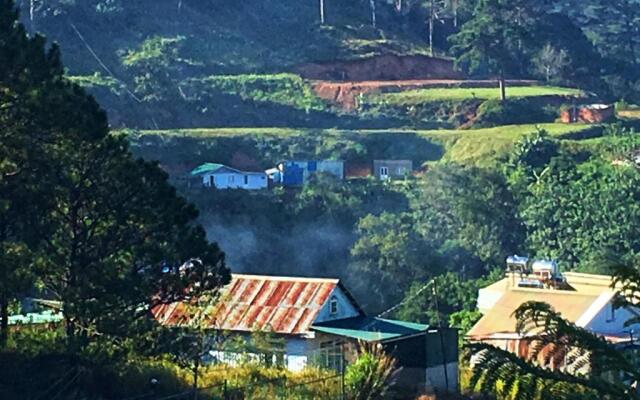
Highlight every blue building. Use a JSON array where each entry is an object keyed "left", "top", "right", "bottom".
[{"left": 266, "top": 160, "right": 344, "bottom": 187}]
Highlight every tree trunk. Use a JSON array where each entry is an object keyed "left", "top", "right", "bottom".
[
  {"left": 370, "top": 0, "right": 376, "bottom": 28},
  {"left": 429, "top": 0, "right": 435, "bottom": 56},
  {"left": 29, "top": 0, "right": 35, "bottom": 31},
  {"left": 0, "top": 293, "right": 8, "bottom": 349},
  {"left": 319, "top": 0, "right": 325, "bottom": 24},
  {"left": 452, "top": 0, "right": 458, "bottom": 27},
  {"left": 499, "top": 71, "right": 506, "bottom": 102}
]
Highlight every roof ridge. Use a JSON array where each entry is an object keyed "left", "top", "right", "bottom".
[
  {"left": 509, "top": 288, "right": 601, "bottom": 297},
  {"left": 231, "top": 273, "right": 340, "bottom": 283}
]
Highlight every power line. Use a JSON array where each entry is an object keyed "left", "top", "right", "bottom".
[
  {"left": 69, "top": 21, "right": 142, "bottom": 104},
  {"left": 376, "top": 279, "right": 434, "bottom": 318}
]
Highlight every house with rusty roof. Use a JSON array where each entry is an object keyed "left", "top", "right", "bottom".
[
  {"left": 468, "top": 270, "right": 640, "bottom": 362},
  {"left": 152, "top": 273, "right": 459, "bottom": 394}
]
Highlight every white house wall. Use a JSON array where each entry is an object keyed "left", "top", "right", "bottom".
[
  {"left": 201, "top": 172, "right": 267, "bottom": 190},
  {"left": 207, "top": 335, "right": 312, "bottom": 372},
  {"left": 285, "top": 338, "right": 310, "bottom": 372},
  {"left": 314, "top": 287, "right": 361, "bottom": 324},
  {"left": 585, "top": 302, "right": 640, "bottom": 335}
]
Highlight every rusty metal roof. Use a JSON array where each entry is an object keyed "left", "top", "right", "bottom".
[{"left": 152, "top": 274, "right": 363, "bottom": 335}]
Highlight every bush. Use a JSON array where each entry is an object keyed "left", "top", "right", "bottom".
[
  {"left": 345, "top": 342, "right": 400, "bottom": 400},
  {"left": 473, "top": 99, "right": 557, "bottom": 128}
]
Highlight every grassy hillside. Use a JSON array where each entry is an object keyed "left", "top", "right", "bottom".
[
  {"left": 27, "top": 0, "right": 431, "bottom": 75},
  {"left": 368, "top": 86, "right": 585, "bottom": 104},
  {"left": 126, "top": 123, "right": 595, "bottom": 169}
]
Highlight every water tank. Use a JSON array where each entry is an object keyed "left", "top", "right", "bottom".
[
  {"left": 531, "top": 260, "right": 558, "bottom": 276},
  {"left": 506, "top": 255, "right": 529, "bottom": 272},
  {"left": 517, "top": 279, "right": 544, "bottom": 289}
]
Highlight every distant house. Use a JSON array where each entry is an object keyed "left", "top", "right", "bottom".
[
  {"left": 152, "top": 274, "right": 458, "bottom": 394},
  {"left": 191, "top": 163, "right": 268, "bottom": 190},
  {"left": 267, "top": 160, "right": 344, "bottom": 186},
  {"left": 373, "top": 160, "right": 413, "bottom": 180},
  {"left": 560, "top": 104, "right": 615, "bottom": 124},
  {"left": 468, "top": 269, "right": 640, "bottom": 370}
]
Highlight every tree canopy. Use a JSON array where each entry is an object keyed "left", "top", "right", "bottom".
[{"left": 0, "top": 0, "right": 230, "bottom": 351}]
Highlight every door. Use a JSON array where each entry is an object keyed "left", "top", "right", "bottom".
[{"left": 380, "top": 166, "right": 389, "bottom": 180}]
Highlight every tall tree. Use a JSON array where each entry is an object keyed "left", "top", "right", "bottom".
[
  {"left": 410, "top": 164, "right": 525, "bottom": 266},
  {"left": 450, "top": 0, "right": 552, "bottom": 100},
  {"left": 0, "top": 0, "right": 230, "bottom": 349}
]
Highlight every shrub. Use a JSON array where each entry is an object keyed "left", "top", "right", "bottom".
[
  {"left": 473, "top": 99, "right": 557, "bottom": 128},
  {"left": 345, "top": 342, "right": 400, "bottom": 400}
]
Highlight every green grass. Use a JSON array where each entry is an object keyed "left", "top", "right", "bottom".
[
  {"left": 618, "top": 109, "right": 640, "bottom": 120},
  {"left": 124, "top": 123, "right": 593, "bottom": 167},
  {"left": 416, "top": 123, "right": 593, "bottom": 166},
  {"left": 369, "top": 86, "right": 585, "bottom": 105}
]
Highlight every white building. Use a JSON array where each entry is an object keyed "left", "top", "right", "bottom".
[
  {"left": 468, "top": 272, "right": 639, "bottom": 360},
  {"left": 152, "top": 274, "right": 458, "bottom": 394},
  {"left": 191, "top": 163, "right": 267, "bottom": 190}
]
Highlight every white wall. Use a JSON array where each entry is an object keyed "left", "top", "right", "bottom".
[
  {"left": 201, "top": 172, "right": 267, "bottom": 190},
  {"left": 314, "top": 286, "right": 361, "bottom": 324},
  {"left": 477, "top": 287, "right": 504, "bottom": 314},
  {"left": 285, "top": 338, "right": 310, "bottom": 371},
  {"left": 206, "top": 335, "right": 311, "bottom": 372},
  {"left": 585, "top": 303, "right": 640, "bottom": 335}
]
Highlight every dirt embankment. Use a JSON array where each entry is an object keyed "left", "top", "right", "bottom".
[
  {"left": 311, "top": 79, "right": 540, "bottom": 110},
  {"left": 297, "top": 54, "right": 463, "bottom": 81}
]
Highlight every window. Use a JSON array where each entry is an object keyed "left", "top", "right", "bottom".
[
  {"left": 329, "top": 297, "right": 338, "bottom": 315},
  {"left": 209, "top": 175, "right": 215, "bottom": 187},
  {"left": 379, "top": 166, "right": 389, "bottom": 178},
  {"left": 228, "top": 175, "right": 235, "bottom": 184},
  {"left": 244, "top": 175, "right": 249, "bottom": 185}
]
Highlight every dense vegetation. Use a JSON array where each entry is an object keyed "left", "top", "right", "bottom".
[
  {"left": 14, "top": 0, "right": 640, "bottom": 128},
  {"left": 126, "top": 121, "right": 640, "bottom": 324}
]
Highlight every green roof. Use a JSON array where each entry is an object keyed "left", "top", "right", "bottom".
[
  {"left": 190, "top": 163, "right": 225, "bottom": 176},
  {"left": 311, "top": 317, "right": 428, "bottom": 342},
  {"left": 9, "top": 310, "right": 63, "bottom": 326}
]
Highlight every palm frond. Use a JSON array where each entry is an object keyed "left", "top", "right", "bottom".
[{"left": 466, "top": 342, "right": 630, "bottom": 399}]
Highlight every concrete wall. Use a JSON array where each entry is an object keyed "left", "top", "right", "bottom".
[{"left": 373, "top": 160, "right": 413, "bottom": 180}]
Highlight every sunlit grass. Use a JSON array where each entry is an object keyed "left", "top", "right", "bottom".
[
  {"left": 123, "top": 122, "right": 593, "bottom": 167},
  {"left": 369, "top": 86, "right": 585, "bottom": 104}
]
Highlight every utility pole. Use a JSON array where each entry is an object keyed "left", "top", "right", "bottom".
[
  {"left": 319, "top": 0, "right": 325, "bottom": 24},
  {"left": 340, "top": 342, "right": 346, "bottom": 400},
  {"left": 432, "top": 280, "right": 450, "bottom": 392}
]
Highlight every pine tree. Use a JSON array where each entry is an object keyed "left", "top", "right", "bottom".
[{"left": 0, "top": 0, "right": 230, "bottom": 350}]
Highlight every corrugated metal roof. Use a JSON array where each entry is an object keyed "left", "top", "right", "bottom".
[
  {"left": 312, "top": 316, "right": 428, "bottom": 342},
  {"left": 153, "top": 274, "right": 362, "bottom": 335},
  {"left": 191, "top": 163, "right": 224, "bottom": 176},
  {"left": 9, "top": 310, "right": 63, "bottom": 326}
]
